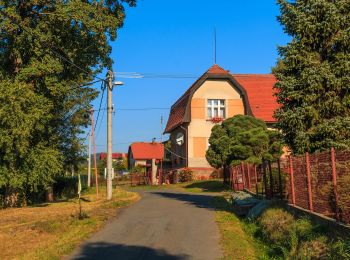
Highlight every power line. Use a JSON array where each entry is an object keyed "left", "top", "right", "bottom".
[
  {"left": 94, "top": 81, "right": 106, "bottom": 132},
  {"left": 95, "top": 102, "right": 107, "bottom": 139},
  {"left": 164, "top": 146, "right": 187, "bottom": 160},
  {"left": 68, "top": 79, "right": 105, "bottom": 93},
  {"left": 0, "top": 10, "right": 107, "bottom": 83}
]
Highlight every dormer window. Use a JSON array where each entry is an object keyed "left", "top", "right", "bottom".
[{"left": 207, "top": 99, "right": 225, "bottom": 119}]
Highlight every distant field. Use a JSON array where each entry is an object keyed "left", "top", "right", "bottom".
[{"left": 0, "top": 187, "right": 139, "bottom": 260}]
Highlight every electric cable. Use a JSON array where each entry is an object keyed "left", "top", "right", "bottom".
[{"left": 0, "top": 10, "right": 107, "bottom": 83}]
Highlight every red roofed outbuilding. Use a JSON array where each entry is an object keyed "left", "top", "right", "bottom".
[
  {"left": 164, "top": 64, "right": 278, "bottom": 179},
  {"left": 128, "top": 142, "right": 164, "bottom": 169},
  {"left": 99, "top": 152, "right": 127, "bottom": 161}
]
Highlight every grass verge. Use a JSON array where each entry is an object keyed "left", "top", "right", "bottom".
[
  {"left": 0, "top": 186, "right": 139, "bottom": 260},
  {"left": 212, "top": 196, "right": 270, "bottom": 260}
]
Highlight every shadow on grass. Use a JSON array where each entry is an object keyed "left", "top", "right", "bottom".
[
  {"left": 183, "top": 180, "right": 229, "bottom": 193},
  {"left": 72, "top": 242, "right": 189, "bottom": 260}
]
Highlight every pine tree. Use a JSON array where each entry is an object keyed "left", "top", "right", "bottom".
[
  {"left": 274, "top": 0, "right": 350, "bottom": 154},
  {"left": 0, "top": 0, "right": 136, "bottom": 206}
]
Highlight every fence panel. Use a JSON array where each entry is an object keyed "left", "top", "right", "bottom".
[
  {"left": 309, "top": 152, "right": 334, "bottom": 218},
  {"left": 335, "top": 150, "right": 350, "bottom": 223},
  {"left": 293, "top": 156, "right": 309, "bottom": 210}
]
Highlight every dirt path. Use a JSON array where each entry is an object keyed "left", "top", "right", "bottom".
[{"left": 69, "top": 190, "right": 223, "bottom": 260}]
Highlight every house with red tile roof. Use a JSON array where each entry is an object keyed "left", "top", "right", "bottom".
[
  {"left": 164, "top": 64, "right": 278, "bottom": 179},
  {"left": 99, "top": 152, "right": 127, "bottom": 161},
  {"left": 128, "top": 142, "right": 164, "bottom": 185}
]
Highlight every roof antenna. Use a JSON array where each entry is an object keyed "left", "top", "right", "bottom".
[{"left": 214, "top": 27, "right": 217, "bottom": 64}]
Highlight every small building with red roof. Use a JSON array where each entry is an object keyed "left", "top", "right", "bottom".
[
  {"left": 99, "top": 152, "right": 127, "bottom": 162},
  {"left": 164, "top": 64, "right": 278, "bottom": 179},
  {"left": 128, "top": 142, "right": 164, "bottom": 169}
]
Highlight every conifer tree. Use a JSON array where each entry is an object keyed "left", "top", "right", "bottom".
[
  {"left": 206, "top": 115, "right": 281, "bottom": 168},
  {"left": 274, "top": 0, "right": 350, "bottom": 154},
  {"left": 0, "top": 0, "right": 136, "bottom": 206}
]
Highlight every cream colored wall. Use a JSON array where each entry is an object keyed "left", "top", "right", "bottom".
[
  {"left": 188, "top": 80, "right": 244, "bottom": 168},
  {"left": 135, "top": 160, "right": 147, "bottom": 166}
]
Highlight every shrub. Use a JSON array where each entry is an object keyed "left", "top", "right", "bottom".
[
  {"left": 298, "top": 237, "right": 329, "bottom": 259},
  {"left": 178, "top": 168, "right": 193, "bottom": 183},
  {"left": 53, "top": 175, "right": 80, "bottom": 200},
  {"left": 210, "top": 169, "right": 220, "bottom": 179},
  {"left": 327, "top": 240, "right": 350, "bottom": 259},
  {"left": 258, "top": 208, "right": 294, "bottom": 247}
]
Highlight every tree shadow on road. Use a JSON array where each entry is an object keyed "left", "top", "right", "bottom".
[
  {"left": 151, "top": 191, "right": 219, "bottom": 210},
  {"left": 183, "top": 180, "right": 229, "bottom": 193},
  {"left": 72, "top": 242, "right": 189, "bottom": 260}
]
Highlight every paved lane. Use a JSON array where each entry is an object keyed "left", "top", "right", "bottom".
[{"left": 69, "top": 190, "right": 223, "bottom": 260}]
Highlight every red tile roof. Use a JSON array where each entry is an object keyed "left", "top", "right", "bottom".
[
  {"left": 232, "top": 74, "right": 279, "bottom": 123},
  {"left": 129, "top": 142, "right": 164, "bottom": 160},
  {"left": 207, "top": 64, "right": 230, "bottom": 74},
  {"left": 99, "top": 153, "right": 126, "bottom": 161},
  {"left": 164, "top": 65, "right": 278, "bottom": 133}
]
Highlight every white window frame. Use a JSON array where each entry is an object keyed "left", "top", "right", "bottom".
[{"left": 207, "top": 99, "right": 226, "bottom": 119}]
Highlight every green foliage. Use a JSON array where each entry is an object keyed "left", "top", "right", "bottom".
[
  {"left": 114, "top": 158, "right": 128, "bottom": 172},
  {"left": 274, "top": 0, "right": 350, "bottom": 154},
  {"left": 178, "top": 168, "right": 193, "bottom": 183},
  {"left": 298, "top": 237, "right": 329, "bottom": 259},
  {"left": 130, "top": 165, "right": 144, "bottom": 174},
  {"left": 327, "top": 239, "right": 350, "bottom": 259},
  {"left": 257, "top": 207, "right": 334, "bottom": 259},
  {"left": 206, "top": 115, "right": 283, "bottom": 168},
  {"left": 259, "top": 208, "right": 294, "bottom": 248},
  {"left": 53, "top": 175, "right": 83, "bottom": 200},
  {"left": 0, "top": 0, "right": 136, "bottom": 205}
]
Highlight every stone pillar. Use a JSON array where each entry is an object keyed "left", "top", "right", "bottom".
[{"left": 152, "top": 159, "right": 157, "bottom": 185}]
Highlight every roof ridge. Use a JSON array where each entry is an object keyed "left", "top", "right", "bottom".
[{"left": 232, "top": 73, "right": 275, "bottom": 77}]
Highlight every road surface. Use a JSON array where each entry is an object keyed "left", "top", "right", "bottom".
[{"left": 69, "top": 190, "right": 223, "bottom": 260}]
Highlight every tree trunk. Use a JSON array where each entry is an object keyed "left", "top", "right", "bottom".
[
  {"left": 4, "top": 187, "right": 20, "bottom": 207},
  {"left": 46, "top": 186, "right": 54, "bottom": 202}
]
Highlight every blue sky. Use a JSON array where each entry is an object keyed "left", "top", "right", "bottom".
[{"left": 90, "top": 0, "right": 290, "bottom": 153}]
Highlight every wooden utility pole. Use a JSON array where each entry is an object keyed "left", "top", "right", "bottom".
[
  {"left": 87, "top": 132, "right": 91, "bottom": 187},
  {"left": 91, "top": 109, "right": 99, "bottom": 195},
  {"left": 106, "top": 71, "right": 113, "bottom": 200}
]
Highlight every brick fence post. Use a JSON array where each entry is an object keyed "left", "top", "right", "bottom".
[
  {"left": 331, "top": 147, "right": 340, "bottom": 221},
  {"left": 306, "top": 152, "right": 313, "bottom": 212},
  {"left": 289, "top": 155, "right": 296, "bottom": 206}
]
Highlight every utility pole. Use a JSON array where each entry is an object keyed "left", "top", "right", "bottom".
[
  {"left": 106, "top": 71, "right": 113, "bottom": 200},
  {"left": 87, "top": 132, "right": 91, "bottom": 187},
  {"left": 91, "top": 108, "right": 99, "bottom": 195}
]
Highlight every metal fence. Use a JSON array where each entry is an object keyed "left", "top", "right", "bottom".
[
  {"left": 288, "top": 148, "right": 350, "bottom": 224},
  {"left": 224, "top": 160, "right": 288, "bottom": 199},
  {"left": 224, "top": 148, "right": 350, "bottom": 225}
]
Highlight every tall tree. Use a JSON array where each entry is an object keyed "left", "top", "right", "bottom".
[
  {"left": 274, "top": 0, "right": 350, "bottom": 154},
  {"left": 0, "top": 0, "right": 136, "bottom": 206}
]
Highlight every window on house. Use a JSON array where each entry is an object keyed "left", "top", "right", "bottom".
[{"left": 207, "top": 99, "right": 225, "bottom": 118}]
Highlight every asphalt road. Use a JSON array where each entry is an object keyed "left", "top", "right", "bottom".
[{"left": 69, "top": 190, "right": 223, "bottom": 260}]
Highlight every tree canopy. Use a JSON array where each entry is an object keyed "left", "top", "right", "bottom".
[
  {"left": 206, "top": 115, "right": 283, "bottom": 169},
  {"left": 274, "top": 0, "right": 350, "bottom": 154},
  {"left": 0, "top": 0, "right": 136, "bottom": 205}
]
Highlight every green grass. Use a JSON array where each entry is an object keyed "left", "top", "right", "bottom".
[
  {"left": 211, "top": 196, "right": 269, "bottom": 260},
  {"left": 0, "top": 187, "right": 140, "bottom": 260}
]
